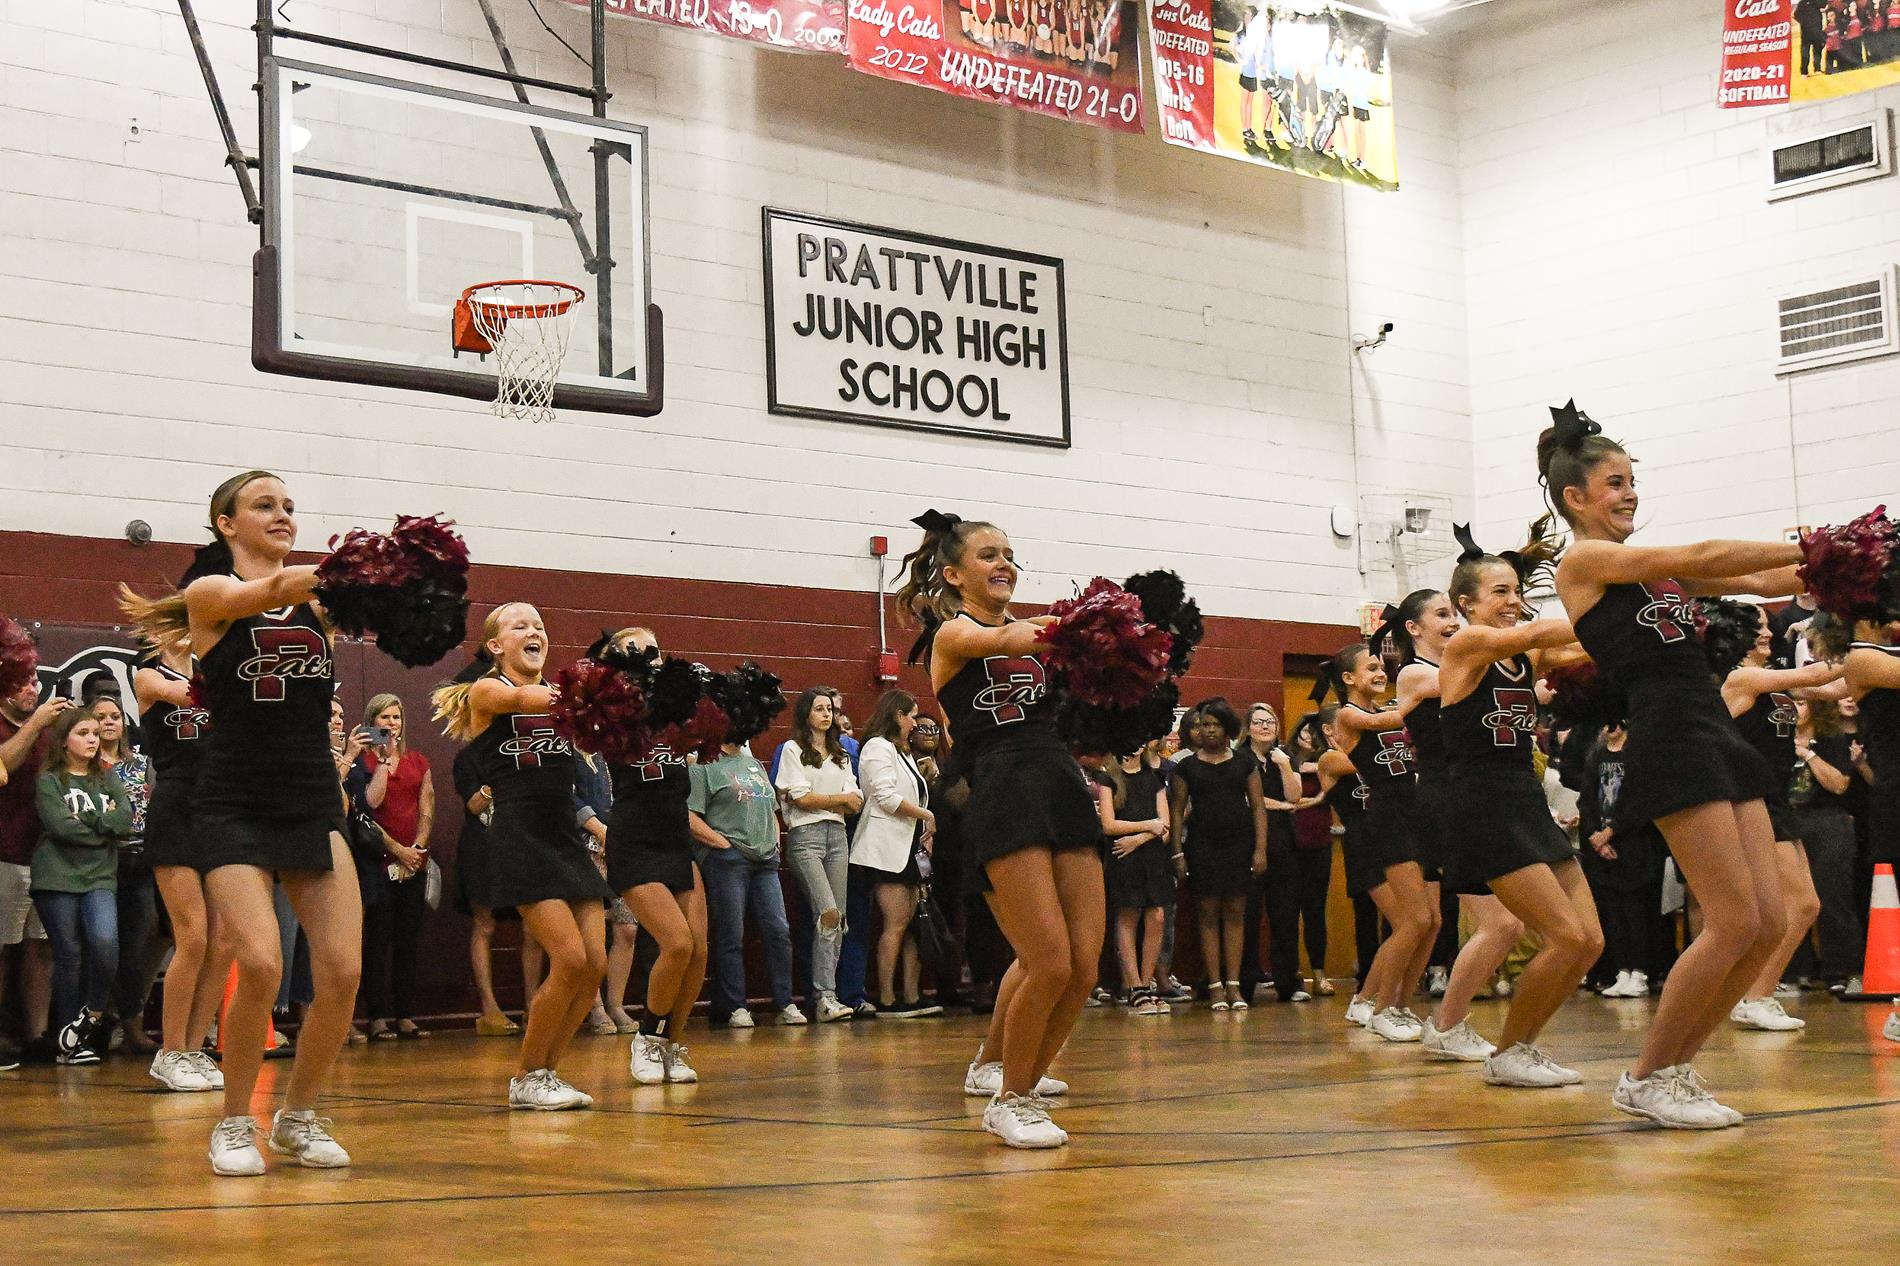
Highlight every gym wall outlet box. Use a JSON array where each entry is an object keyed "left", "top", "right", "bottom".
[
  {"left": 876, "top": 651, "right": 901, "bottom": 683},
  {"left": 870, "top": 535, "right": 888, "bottom": 557}
]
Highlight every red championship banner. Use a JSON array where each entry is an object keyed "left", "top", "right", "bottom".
[
  {"left": 1719, "top": 0, "right": 1792, "bottom": 106},
  {"left": 847, "top": 0, "right": 1145, "bottom": 132},
  {"left": 573, "top": 0, "right": 846, "bottom": 54},
  {"left": 1151, "top": 0, "right": 1398, "bottom": 190}
]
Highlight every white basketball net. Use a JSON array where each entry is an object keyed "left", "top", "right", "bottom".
[{"left": 466, "top": 282, "right": 584, "bottom": 424}]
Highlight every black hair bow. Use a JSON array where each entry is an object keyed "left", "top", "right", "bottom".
[
  {"left": 1308, "top": 667, "right": 1335, "bottom": 704},
  {"left": 911, "top": 509, "right": 963, "bottom": 535},
  {"left": 1367, "top": 602, "right": 1403, "bottom": 659},
  {"left": 180, "top": 539, "right": 235, "bottom": 587},
  {"left": 1452, "top": 522, "right": 1484, "bottom": 565},
  {"left": 1549, "top": 399, "right": 1601, "bottom": 452}
]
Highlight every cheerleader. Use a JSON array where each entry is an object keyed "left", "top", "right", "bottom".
[
  {"left": 1707, "top": 601, "right": 1845, "bottom": 1032},
  {"left": 131, "top": 471, "right": 362, "bottom": 1175},
  {"left": 1310, "top": 707, "right": 1374, "bottom": 993},
  {"left": 118, "top": 590, "right": 231, "bottom": 1093},
  {"left": 1384, "top": 588, "right": 1526, "bottom": 1063},
  {"left": 434, "top": 604, "right": 612, "bottom": 1111},
  {"left": 1842, "top": 623, "right": 1900, "bottom": 1043},
  {"left": 1539, "top": 404, "right": 1803, "bottom": 1127},
  {"left": 896, "top": 511, "right": 1102, "bottom": 1149},
  {"left": 1436, "top": 533, "right": 1596, "bottom": 1087},
  {"left": 601, "top": 627, "right": 711, "bottom": 1087},
  {"left": 1323, "top": 643, "right": 1436, "bottom": 1042}
]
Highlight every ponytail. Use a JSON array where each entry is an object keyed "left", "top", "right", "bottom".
[
  {"left": 432, "top": 613, "right": 507, "bottom": 740},
  {"left": 1535, "top": 401, "right": 1628, "bottom": 528},
  {"left": 1448, "top": 515, "right": 1563, "bottom": 619},
  {"left": 894, "top": 509, "right": 1000, "bottom": 660},
  {"left": 117, "top": 584, "right": 189, "bottom": 656}
]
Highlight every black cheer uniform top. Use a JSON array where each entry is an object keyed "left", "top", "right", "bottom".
[
  {"left": 1852, "top": 642, "right": 1900, "bottom": 864},
  {"left": 1323, "top": 769, "right": 1368, "bottom": 835},
  {"left": 468, "top": 674, "right": 610, "bottom": 908},
  {"left": 1440, "top": 653, "right": 1540, "bottom": 777},
  {"left": 1440, "top": 652, "right": 1573, "bottom": 888},
  {"left": 1733, "top": 686, "right": 1799, "bottom": 807},
  {"left": 195, "top": 601, "right": 337, "bottom": 817},
  {"left": 1344, "top": 705, "right": 1417, "bottom": 804},
  {"left": 139, "top": 657, "right": 211, "bottom": 869},
  {"left": 1400, "top": 660, "right": 1448, "bottom": 784}
]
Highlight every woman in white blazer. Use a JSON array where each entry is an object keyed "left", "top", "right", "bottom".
[{"left": 854, "top": 691, "right": 939, "bottom": 1019}]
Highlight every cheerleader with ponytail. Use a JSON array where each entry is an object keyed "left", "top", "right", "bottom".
[
  {"left": 1539, "top": 400, "right": 1804, "bottom": 1127},
  {"left": 1315, "top": 641, "right": 1434, "bottom": 1042},
  {"left": 1435, "top": 521, "right": 1594, "bottom": 1087},
  {"left": 1386, "top": 575, "right": 1528, "bottom": 1065},
  {"left": 1699, "top": 598, "right": 1846, "bottom": 1033},
  {"left": 434, "top": 604, "right": 612, "bottom": 1111},
  {"left": 897, "top": 511, "right": 1104, "bottom": 1149}
]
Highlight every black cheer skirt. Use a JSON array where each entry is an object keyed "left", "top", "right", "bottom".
[
  {"left": 141, "top": 783, "right": 197, "bottom": 870},
  {"left": 483, "top": 800, "right": 613, "bottom": 910},
  {"left": 1343, "top": 789, "right": 1419, "bottom": 896},
  {"left": 1105, "top": 837, "right": 1177, "bottom": 910},
  {"left": 964, "top": 737, "right": 1103, "bottom": 893},
  {"left": 1619, "top": 682, "right": 1774, "bottom": 829},
  {"left": 608, "top": 839, "right": 698, "bottom": 896},
  {"left": 1414, "top": 776, "right": 1487, "bottom": 895},
  {"left": 194, "top": 802, "right": 344, "bottom": 875},
  {"left": 1442, "top": 767, "right": 1575, "bottom": 892}
]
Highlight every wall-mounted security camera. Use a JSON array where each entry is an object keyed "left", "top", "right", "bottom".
[
  {"left": 124, "top": 520, "right": 152, "bottom": 545},
  {"left": 1353, "top": 321, "right": 1396, "bottom": 354},
  {"left": 1403, "top": 505, "right": 1432, "bottom": 534}
]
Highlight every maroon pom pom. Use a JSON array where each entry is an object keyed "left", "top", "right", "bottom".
[
  {"left": 649, "top": 696, "right": 729, "bottom": 763},
  {"left": 315, "top": 514, "right": 472, "bottom": 667},
  {"left": 1800, "top": 506, "right": 1896, "bottom": 622},
  {"left": 0, "top": 615, "right": 37, "bottom": 700},
  {"left": 1037, "top": 577, "right": 1174, "bottom": 710},
  {"left": 390, "top": 514, "right": 470, "bottom": 583},
  {"left": 187, "top": 671, "right": 210, "bottom": 713},
  {"left": 549, "top": 657, "right": 651, "bottom": 765},
  {"left": 1541, "top": 659, "right": 1618, "bottom": 729}
]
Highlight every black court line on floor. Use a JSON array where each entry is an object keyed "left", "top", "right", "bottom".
[{"left": 8, "top": 1097, "right": 1899, "bottom": 1221}]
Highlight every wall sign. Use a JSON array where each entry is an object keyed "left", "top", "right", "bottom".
[
  {"left": 569, "top": 0, "right": 846, "bottom": 54},
  {"left": 761, "top": 208, "right": 1071, "bottom": 447}
]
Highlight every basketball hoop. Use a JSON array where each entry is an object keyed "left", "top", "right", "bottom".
[{"left": 452, "top": 280, "right": 586, "bottom": 423}]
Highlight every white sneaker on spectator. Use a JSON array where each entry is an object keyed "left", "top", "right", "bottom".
[
  {"left": 726, "top": 1007, "right": 755, "bottom": 1029},
  {"left": 1772, "top": 981, "right": 1801, "bottom": 999},
  {"left": 1612, "top": 1069, "right": 1732, "bottom": 1129},
  {"left": 149, "top": 1049, "right": 213, "bottom": 1092},
  {"left": 269, "top": 1109, "right": 350, "bottom": 1167},
  {"left": 1484, "top": 1042, "right": 1579, "bottom": 1087},
  {"left": 665, "top": 1042, "right": 698, "bottom": 1083},
  {"left": 209, "top": 1115, "right": 265, "bottom": 1176},
  {"left": 630, "top": 1034, "right": 669, "bottom": 1085},
  {"left": 187, "top": 1049, "right": 226, "bottom": 1089},
  {"left": 778, "top": 1004, "right": 808, "bottom": 1026},
  {"left": 1368, "top": 1007, "right": 1421, "bottom": 1042},
  {"left": 1422, "top": 1018, "right": 1495, "bottom": 1062},
  {"left": 585, "top": 1005, "right": 617, "bottom": 1036},
  {"left": 1344, "top": 995, "right": 1375, "bottom": 1027},
  {"left": 1134, "top": 995, "right": 1171, "bottom": 1016},
  {"left": 1625, "top": 970, "right": 1650, "bottom": 997},
  {"left": 1426, "top": 966, "right": 1449, "bottom": 998},
  {"left": 510, "top": 1068, "right": 587, "bottom": 1110},
  {"left": 1883, "top": 1011, "right": 1900, "bottom": 1042},
  {"left": 1731, "top": 997, "right": 1804, "bottom": 1031},
  {"left": 1673, "top": 1065, "right": 1742, "bottom": 1125},
  {"left": 816, "top": 995, "right": 854, "bottom": 1023},
  {"left": 983, "top": 1092, "right": 1067, "bottom": 1149},
  {"left": 1599, "top": 971, "right": 1632, "bottom": 997}
]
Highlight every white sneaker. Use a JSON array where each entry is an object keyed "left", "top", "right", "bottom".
[
  {"left": 665, "top": 1042, "right": 698, "bottom": 1083},
  {"left": 1731, "top": 997, "right": 1804, "bottom": 1032},
  {"left": 1626, "top": 970, "right": 1650, "bottom": 997},
  {"left": 1772, "top": 981, "right": 1801, "bottom": 999},
  {"left": 630, "top": 1033, "right": 669, "bottom": 1085},
  {"left": 1426, "top": 966, "right": 1449, "bottom": 997},
  {"left": 149, "top": 1049, "right": 213, "bottom": 1092},
  {"left": 509, "top": 1068, "right": 588, "bottom": 1111},
  {"left": 1484, "top": 1042, "right": 1581, "bottom": 1087},
  {"left": 1344, "top": 995, "right": 1375, "bottom": 1027},
  {"left": 209, "top": 1115, "right": 265, "bottom": 1176},
  {"left": 1674, "top": 1065, "right": 1742, "bottom": 1125},
  {"left": 816, "top": 995, "right": 854, "bottom": 1023},
  {"left": 778, "top": 1004, "right": 808, "bottom": 1026},
  {"left": 1600, "top": 970, "right": 1633, "bottom": 998},
  {"left": 1422, "top": 1018, "right": 1496, "bottom": 1062},
  {"left": 727, "top": 1007, "right": 755, "bottom": 1029},
  {"left": 187, "top": 1049, "right": 226, "bottom": 1089},
  {"left": 982, "top": 1091, "right": 1067, "bottom": 1149},
  {"left": 963, "top": 1051, "right": 1067, "bottom": 1098},
  {"left": 1612, "top": 1068, "right": 1733, "bottom": 1129},
  {"left": 1883, "top": 1011, "right": 1900, "bottom": 1042},
  {"left": 269, "top": 1109, "right": 351, "bottom": 1167},
  {"left": 1035, "top": 1072, "right": 1069, "bottom": 1096},
  {"left": 549, "top": 1071, "right": 594, "bottom": 1108},
  {"left": 1368, "top": 1007, "right": 1422, "bottom": 1042}
]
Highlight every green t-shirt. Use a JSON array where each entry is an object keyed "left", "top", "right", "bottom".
[{"left": 688, "top": 748, "right": 780, "bottom": 863}]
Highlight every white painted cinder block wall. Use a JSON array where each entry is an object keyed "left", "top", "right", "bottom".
[
  {"left": 0, "top": 0, "right": 1469, "bottom": 626},
  {"left": 1458, "top": 0, "right": 1900, "bottom": 552}
]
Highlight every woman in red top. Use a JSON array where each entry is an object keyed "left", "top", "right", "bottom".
[{"left": 355, "top": 693, "right": 435, "bottom": 1040}]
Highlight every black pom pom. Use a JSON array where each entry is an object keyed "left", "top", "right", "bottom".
[
  {"left": 1055, "top": 682, "right": 1181, "bottom": 756},
  {"left": 1123, "top": 569, "right": 1203, "bottom": 676},
  {"left": 645, "top": 657, "right": 716, "bottom": 730},
  {"left": 713, "top": 662, "right": 786, "bottom": 743},
  {"left": 1694, "top": 597, "right": 1761, "bottom": 678}
]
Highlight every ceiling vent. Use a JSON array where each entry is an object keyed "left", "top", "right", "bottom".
[
  {"left": 1775, "top": 269, "right": 1900, "bottom": 374},
  {"left": 1767, "top": 110, "right": 1890, "bottom": 201}
]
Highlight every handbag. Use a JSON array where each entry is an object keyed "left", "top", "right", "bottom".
[
  {"left": 910, "top": 880, "right": 960, "bottom": 984},
  {"left": 423, "top": 857, "right": 443, "bottom": 910}
]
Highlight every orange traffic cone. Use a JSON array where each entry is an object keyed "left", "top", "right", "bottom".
[
  {"left": 1844, "top": 864, "right": 1900, "bottom": 1002},
  {"left": 215, "top": 965, "right": 290, "bottom": 1057}
]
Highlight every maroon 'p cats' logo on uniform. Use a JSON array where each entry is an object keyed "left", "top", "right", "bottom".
[
  {"left": 1769, "top": 692, "right": 1797, "bottom": 738},
  {"left": 1481, "top": 688, "right": 1539, "bottom": 748},
  {"left": 167, "top": 707, "right": 210, "bottom": 741},
  {"left": 974, "top": 656, "right": 1047, "bottom": 724},
  {"left": 501, "top": 714, "right": 569, "bottom": 769},
  {"left": 237, "top": 624, "right": 332, "bottom": 702},
  {"left": 639, "top": 745, "right": 684, "bottom": 782},
  {"left": 1375, "top": 730, "right": 1415, "bottom": 776},
  {"left": 1636, "top": 582, "right": 1694, "bottom": 644}
]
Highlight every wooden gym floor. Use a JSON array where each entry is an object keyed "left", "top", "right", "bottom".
[{"left": 2, "top": 994, "right": 1897, "bottom": 1265}]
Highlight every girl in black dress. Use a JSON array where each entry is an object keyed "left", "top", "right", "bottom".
[
  {"left": 1168, "top": 699, "right": 1267, "bottom": 1011},
  {"left": 1387, "top": 588, "right": 1526, "bottom": 1064},
  {"left": 1539, "top": 405, "right": 1804, "bottom": 1127},
  {"left": 1326, "top": 643, "right": 1435, "bottom": 1043},
  {"left": 118, "top": 594, "right": 231, "bottom": 1094},
  {"left": 1841, "top": 626, "right": 1900, "bottom": 1043},
  {"left": 1095, "top": 745, "right": 1171, "bottom": 1013},
  {"left": 140, "top": 471, "right": 362, "bottom": 1175},
  {"left": 1708, "top": 602, "right": 1844, "bottom": 1031},
  {"left": 896, "top": 512, "right": 1102, "bottom": 1149},
  {"left": 1437, "top": 541, "right": 1593, "bottom": 1087},
  {"left": 601, "top": 627, "right": 712, "bottom": 1088},
  {"left": 435, "top": 603, "right": 612, "bottom": 1111}
]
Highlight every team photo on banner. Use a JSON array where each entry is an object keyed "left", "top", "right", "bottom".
[{"left": 1150, "top": 0, "right": 1398, "bottom": 190}]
